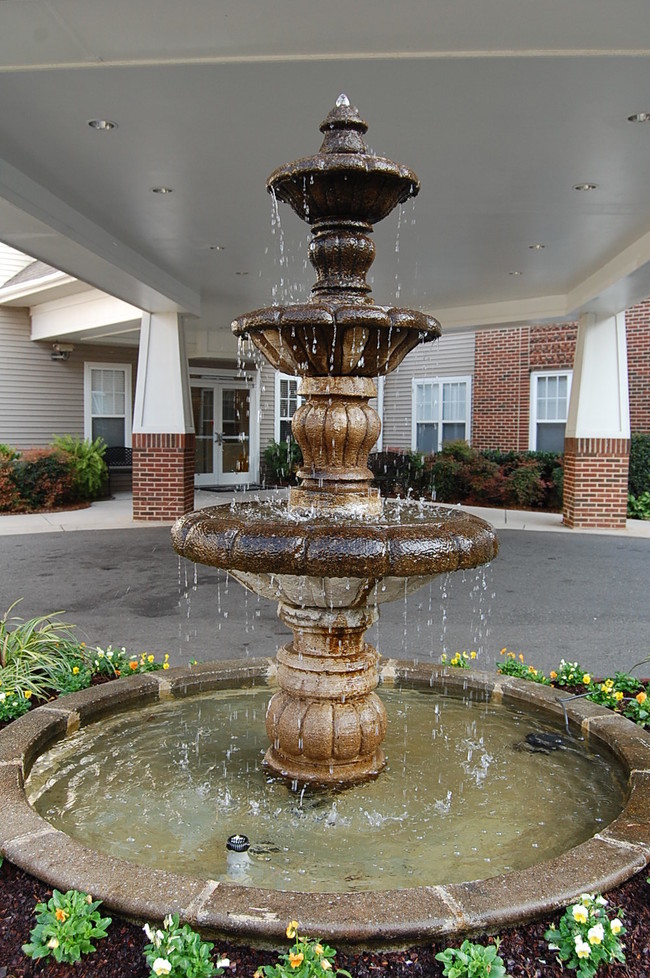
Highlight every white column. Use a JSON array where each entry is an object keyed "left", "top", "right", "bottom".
[
  {"left": 566, "top": 311, "right": 630, "bottom": 440},
  {"left": 133, "top": 311, "right": 194, "bottom": 434}
]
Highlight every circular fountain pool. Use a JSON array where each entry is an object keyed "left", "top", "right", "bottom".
[
  {"left": 26, "top": 687, "right": 624, "bottom": 892},
  {"left": 1, "top": 661, "right": 649, "bottom": 948}
]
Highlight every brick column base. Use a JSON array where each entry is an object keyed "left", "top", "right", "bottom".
[
  {"left": 132, "top": 433, "right": 195, "bottom": 521},
  {"left": 563, "top": 438, "right": 630, "bottom": 529}
]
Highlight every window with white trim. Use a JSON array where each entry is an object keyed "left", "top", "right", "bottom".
[
  {"left": 412, "top": 377, "right": 471, "bottom": 453},
  {"left": 274, "top": 373, "right": 301, "bottom": 443},
  {"left": 84, "top": 363, "right": 132, "bottom": 446},
  {"left": 529, "top": 371, "right": 572, "bottom": 453}
]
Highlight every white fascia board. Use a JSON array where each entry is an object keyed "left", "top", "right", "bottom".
[
  {"left": 0, "top": 160, "right": 200, "bottom": 316},
  {"left": 0, "top": 269, "right": 77, "bottom": 305},
  {"left": 30, "top": 289, "right": 142, "bottom": 340},
  {"left": 429, "top": 294, "right": 569, "bottom": 333}
]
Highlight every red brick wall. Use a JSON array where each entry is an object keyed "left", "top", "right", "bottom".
[
  {"left": 472, "top": 323, "right": 578, "bottom": 450},
  {"left": 132, "top": 433, "right": 195, "bottom": 521},
  {"left": 626, "top": 299, "right": 650, "bottom": 433},
  {"left": 563, "top": 437, "right": 630, "bottom": 529}
]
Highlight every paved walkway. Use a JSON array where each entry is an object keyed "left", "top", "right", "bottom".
[
  {"left": 0, "top": 492, "right": 648, "bottom": 680},
  {"left": 0, "top": 489, "right": 649, "bottom": 538}
]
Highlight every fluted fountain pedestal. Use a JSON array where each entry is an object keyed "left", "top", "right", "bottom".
[{"left": 265, "top": 604, "right": 386, "bottom": 784}]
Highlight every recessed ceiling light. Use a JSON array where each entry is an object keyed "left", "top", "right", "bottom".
[
  {"left": 509, "top": 270, "right": 522, "bottom": 276},
  {"left": 235, "top": 270, "right": 249, "bottom": 276},
  {"left": 88, "top": 119, "right": 117, "bottom": 131},
  {"left": 529, "top": 243, "right": 546, "bottom": 250},
  {"left": 152, "top": 186, "right": 174, "bottom": 194},
  {"left": 573, "top": 183, "right": 598, "bottom": 191},
  {"left": 627, "top": 112, "right": 650, "bottom": 123},
  {"left": 209, "top": 245, "right": 226, "bottom": 251}
]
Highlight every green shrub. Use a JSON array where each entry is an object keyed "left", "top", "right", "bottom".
[
  {"left": 429, "top": 441, "right": 480, "bottom": 502},
  {"left": 52, "top": 435, "right": 107, "bottom": 500},
  {"left": 628, "top": 491, "right": 650, "bottom": 520},
  {"left": 370, "top": 450, "right": 433, "bottom": 497},
  {"left": 22, "top": 888, "right": 111, "bottom": 965},
  {"left": 0, "top": 456, "right": 21, "bottom": 512},
  {"left": 628, "top": 433, "right": 650, "bottom": 498},
  {"left": 12, "top": 448, "right": 77, "bottom": 510},
  {"left": 263, "top": 440, "right": 302, "bottom": 485}
]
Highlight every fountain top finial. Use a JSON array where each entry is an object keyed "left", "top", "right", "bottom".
[{"left": 318, "top": 96, "right": 369, "bottom": 155}]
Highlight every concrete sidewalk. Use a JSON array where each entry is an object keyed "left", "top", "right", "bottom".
[{"left": 0, "top": 489, "right": 648, "bottom": 538}]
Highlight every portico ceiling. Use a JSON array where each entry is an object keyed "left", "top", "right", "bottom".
[{"left": 2, "top": 1, "right": 650, "bottom": 353}]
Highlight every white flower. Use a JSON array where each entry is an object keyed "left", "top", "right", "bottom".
[
  {"left": 574, "top": 937, "right": 591, "bottom": 959},
  {"left": 47, "top": 937, "right": 60, "bottom": 949},
  {"left": 580, "top": 893, "right": 594, "bottom": 906},
  {"left": 0, "top": 693, "right": 6, "bottom": 702},
  {"left": 595, "top": 895, "right": 608, "bottom": 906},
  {"left": 143, "top": 923, "right": 155, "bottom": 942},
  {"left": 163, "top": 914, "right": 174, "bottom": 929},
  {"left": 216, "top": 957, "right": 230, "bottom": 968},
  {"left": 588, "top": 923, "right": 605, "bottom": 945},
  {"left": 572, "top": 903, "right": 588, "bottom": 924},
  {"left": 611, "top": 918, "right": 623, "bottom": 935},
  {"left": 152, "top": 958, "right": 173, "bottom": 976}
]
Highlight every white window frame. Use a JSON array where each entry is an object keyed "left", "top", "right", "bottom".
[
  {"left": 84, "top": 362, "right": 132, "bottom": 446},
  {"left": 529, "top": 370, "right": 572, "bottom": 452},
  {"left": 411, "top": 376, "right": 472, "bottom": 453},
  {"left": 274, "top": 372, "right": 302, "bottom": 442}
]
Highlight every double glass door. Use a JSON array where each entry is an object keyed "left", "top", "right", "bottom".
[{"left": 192, "top": 378, "right": 255, "bottom": 487}]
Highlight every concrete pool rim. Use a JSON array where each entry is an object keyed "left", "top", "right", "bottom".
[{"left": 1, "top": 659, "right": 649, "bottom": 950}]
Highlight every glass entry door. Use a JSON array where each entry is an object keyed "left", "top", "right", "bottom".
[{"left": 192, "top": 378, "right": 254, "bottom": 487}]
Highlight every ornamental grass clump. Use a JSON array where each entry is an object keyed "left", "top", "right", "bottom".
[
  {"left": 22, "top": 888, "right": 111, "bottom": 965},
  {"left": 435, "top": 937, "right": 508, "bottom": 978},
  {"left": 544, "top": 893, "right": 625, "bottom": 978},
  {"left": 255, "top": 921, "right": 351, "bottom": 977},
  {"left": 143, "top": 913, "right": 229, "bottom": 978}
]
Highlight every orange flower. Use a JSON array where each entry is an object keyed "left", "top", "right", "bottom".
[
  {"left": 129, "top": 661, "right": 139, "bottom": 671},
  {"left": 550, "top": 670, "right": 558, "bottom": 680},
  {"left": 289, "top": 952, "right": 304, "bottom": 969},
  {"left": 54, "top": 908, "right": 69, "bottom": 922},
  {"left": 286, "top": 920, "right": 299, "bottom": 939},
  {"left": 636, "top": 691, "right": 647, "bottom": 704}
]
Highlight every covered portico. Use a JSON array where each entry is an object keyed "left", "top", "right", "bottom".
[{"left": 1, "top": 2, "right": 650, "bottom": 526}]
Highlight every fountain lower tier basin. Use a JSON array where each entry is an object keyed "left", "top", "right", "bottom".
[
  {"left": 1, "top": 662, "right": 650, "bottom": 949},
  {"left": 171, "top": 501, "right": 498, "bottom": 585}
]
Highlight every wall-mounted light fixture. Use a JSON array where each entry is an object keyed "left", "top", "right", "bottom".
[{"left": 51, "top": 342, "right": 74, "bottom": 361}]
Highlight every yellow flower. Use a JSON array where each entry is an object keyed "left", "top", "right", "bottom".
[
  {"left": 611, "top": 918, "right": 623, "bottom": 935},
  {"left": 572, "top": 904, "right": 588, "bottom": 924},
  {"left": 72, "top": 666, "right": 80, "bottom": 675},
  {"left": 54, "top": 907, "right": 69, "bottom": 922},
  {"left": 286, "top": 920, "right": 299, "bottom": 940},
  {"left": 441, "top": 654, "right": 448, "bottom": 663},
  {"left": 289, "top": 952, "right": 304, "bottom": 969},
  {"left": 314, "top": 944, "right": 324, "bottom": 955},
  {"left": 500, "top": 648, "right": 507, "bottom": 655},
  {"left": 636, "top": 691, "right": 647, "bottom": 704},
  {"left": 148, "top": 654, "right": 155, "bottom": 663},
  {"left": 162, "top": 662, "right": 170, "bottom": 670},
  {"left": 507, "top": 652, "right": 515, "bottom": 659},
  {"left": 24, "top": 690, "right": 32, "bottom": 699},
  {"left": 582, "top": 674, "right": 591, "bottom": 684},
  {"left": 470, "top": 651, "right": 477, "bottom": 659},
  {"left": 164, "top": 654, "right": 170, "bottom": 661},
  {"left": 518, "top": 654, "right": 524, "bottom": 663},
  {"left": 614, "top": 691, "right": 624, "bottom": 701}
]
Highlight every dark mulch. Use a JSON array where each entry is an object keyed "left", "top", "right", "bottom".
[{"left": 1, "top": 860, "right": 649, "bottom": 978}]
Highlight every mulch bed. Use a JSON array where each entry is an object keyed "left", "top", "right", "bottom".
[{"left": 1, "top": 859, "right": 649, "bottom": 977}]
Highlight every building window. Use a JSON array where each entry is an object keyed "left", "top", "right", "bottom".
[
  {"left": 529, "top": 371, "right": 572, "bottom": 453},
  {"left": 84, "top": 363, "right": 132, "bottom": 446},
  {"left": 274, "top": 373, "right": 301, "bottom": 443},
  {"left": 412, "top": 377, "right": 471, "bottom": 453}
]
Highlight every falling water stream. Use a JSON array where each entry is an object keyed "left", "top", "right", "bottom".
[{"left": 26, "top": 685, "right": 625, "bottom": 893}]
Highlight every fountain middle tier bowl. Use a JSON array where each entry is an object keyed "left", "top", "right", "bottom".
[
  {"left": 171, "top": 500, "right": 498, "bottom": 598},
  {"left": 231, "top": 302, "right": 441, "bottom": 377}
]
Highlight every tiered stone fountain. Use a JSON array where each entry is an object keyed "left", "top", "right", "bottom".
[{"left": 172, "top": 95, "right": 498, "bottom": 786}]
